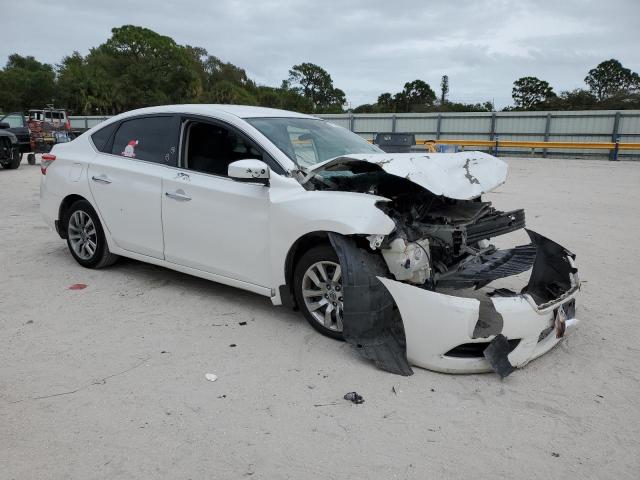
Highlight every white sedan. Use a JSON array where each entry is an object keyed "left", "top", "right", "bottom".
[{"left": 40, "top": 105, "right": 580, "bottom": 376}]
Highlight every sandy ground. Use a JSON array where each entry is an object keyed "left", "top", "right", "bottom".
[{"left": 1, "top": 155, "right": 639, "bottom": 479}]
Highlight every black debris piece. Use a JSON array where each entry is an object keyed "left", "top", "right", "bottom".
[
  {"left": 229, "top": 344, "right": 237, "bottom": 347},
  {"left": 551, "top": 452, "right": 560, "bottom": 458},
  {"left": 483, "top": 334, "right": 516, "bottom": 378},
  {"left": 344, "top": 392, "right": 365, "bottom": 404},
  {"left": 239, "top": 321, "right": 247, "bottom": 326}
]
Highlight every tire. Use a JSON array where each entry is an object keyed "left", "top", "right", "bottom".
[
  {"left": 27, "top": 153, "right": 36, "bottom": 165},
  {"left": 63, "top": 199, "right": 119, "bottom": 269},
  {"left": 0, "top": 141, "right": 20, "bottom": 169},
  {"left": 293, "top": 244, "right": 344, "bottom": 340}
]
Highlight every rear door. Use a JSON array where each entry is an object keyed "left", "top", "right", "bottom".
[{"left": 88, "top": 115, "right": 179, "bottom": 259}]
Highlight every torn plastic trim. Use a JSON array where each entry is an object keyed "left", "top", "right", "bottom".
[{"left": 327, "top": 232, "right": 413, "bottom": 376}]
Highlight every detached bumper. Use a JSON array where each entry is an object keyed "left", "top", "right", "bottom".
[{"left": 378, "top": 231, "right": 580, "bottom": 374}]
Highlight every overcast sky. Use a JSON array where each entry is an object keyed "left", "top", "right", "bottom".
[{"left": 2, "top": 0, "right": 639, "bottom": 108}]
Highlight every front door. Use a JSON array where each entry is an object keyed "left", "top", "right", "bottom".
[{"left": 161, "top": 118, "right": 272, "bottom": 287}]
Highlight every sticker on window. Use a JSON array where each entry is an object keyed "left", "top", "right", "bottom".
[{"left": 122, "top": 140, "right": 139, "bottom": 158}]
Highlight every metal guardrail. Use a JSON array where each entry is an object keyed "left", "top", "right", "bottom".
[{"left": 416, "top": 139, "right": 639, "bottom": 161}]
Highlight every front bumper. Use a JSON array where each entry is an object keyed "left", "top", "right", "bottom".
[{"left": 377, "top": 232, "right": 580, "bottom": 374}]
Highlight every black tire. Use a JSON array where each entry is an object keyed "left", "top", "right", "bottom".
[
  {"left": 27, "top": 153, "right": 36, "bottom": 165},
  {"left": 63, "top": 199, "right": 119, "bottom": 269},
  {"left": 293, "top": 244, "right": 344, "bottom": 340},
  {"left": 0, "top": 142, "right": 20, "bottom": 169}
]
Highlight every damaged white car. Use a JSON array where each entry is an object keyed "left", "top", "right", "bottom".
[{"left": 40, "top": 105, "right": 580, "bottom": 377}]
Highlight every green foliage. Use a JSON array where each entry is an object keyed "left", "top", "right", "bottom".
[
  {"left": 584, "top": 59, "right": 640, "bottom": 101},
  {"left": 0, "top": 54, "right": 56, "bottom": 111},
  {"left": 287, "top": 63, "right": 346, "bottom": 113},
  {"left": 512, "top": 76, "right": 556, "bottom": 110}
]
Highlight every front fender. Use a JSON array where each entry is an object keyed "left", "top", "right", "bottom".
[{"left": 268, "top": 176, "right": 395, "bottom": 302}]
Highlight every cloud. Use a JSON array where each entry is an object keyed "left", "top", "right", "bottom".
[{"left": 1, "top": 0, "right": 638, "bottom": 108}]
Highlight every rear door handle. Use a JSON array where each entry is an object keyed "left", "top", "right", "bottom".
[
  {"left": 91, "top": 174, "right": 112, "bottom": 184},
  {"left": 165, "top": 190, "right": 192, "bottom": 201}
]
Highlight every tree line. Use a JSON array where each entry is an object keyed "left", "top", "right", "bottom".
[{"left": 0, "top": 25, "right": 638, "bottom": 115}]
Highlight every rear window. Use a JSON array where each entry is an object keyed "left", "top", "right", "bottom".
[
  {"left": 91, "top": 122, "right": 119, "bottom": 152},
  {"left": 111, "top": 116, "right": 177, "bottom": 165}
]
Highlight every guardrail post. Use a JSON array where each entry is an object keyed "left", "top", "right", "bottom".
[
  {"left": 436, "top": 114, "right": 442, "bottom": 140},
  {"left": 613, "top": 139, "right": 620, "bottom": 161},
  {"left": 349, "top": 114, "right": 354, "bottom": 132},
  {"left": 543, "top": 113, "right": 552, "bottom": 158},
  {"left": 391, "top": 114, "right": 397, "bottom": 133},
  {"left": 489, "top": 112, "right": 496, "bottom": 141},
  {"left": 84, "top": 118, "right": 89, "bottom": 130},
  {"left": 610, "top": 112, "right": 621, "bottom": 161},
  {"left": 494, "top": 136, "right": 499, "bottom": 157}
]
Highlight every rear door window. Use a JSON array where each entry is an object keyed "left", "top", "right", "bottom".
[
  {"left": 91, "top": 122, "right": 119, "bottom": 153},
  {"left": 111, "top": 116, "right": 178, "bottom": 166}
]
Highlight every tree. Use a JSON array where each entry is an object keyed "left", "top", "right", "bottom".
[
  {"left": 584, "top": 59, "right": 640, "bottom": 101},
  {"left": 394, "top": 79, "right": 436, "bottom": 112},
  {"left": 84, "top": 25, "right": 202, "bottom": 112},
  {"left": 0, "top": 54, "right": 56, "bottom": 111},
  {"left": 287, "top": 63, "right": 345, "bottom": 112},
  {"left": 440, "top": 75, "right": 449, "bottom": 104},
  {"left": 512, "top": 76, "right": 555, "bottom": 109}
]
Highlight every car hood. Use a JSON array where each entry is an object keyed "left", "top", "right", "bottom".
[{"left": 306, "top": 151, "right": 508, "bottom": 200}]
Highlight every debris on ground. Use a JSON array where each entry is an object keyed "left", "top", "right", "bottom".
[
  {"left": 68, "top": 283, "right": 87, "bottom": 290},
  {"left": 229, "top": 344, "right": 237, "bottom": 347},
  {"left": 205, "top": 373, "right": 218, "bottom": 382},
  {"left": 551, "top": 452, "right": 560, "bottom": 458},
  {"left": 239, "top": 322, "right": 247, "bottom": 326},
  {"left": 344, "top": 392, "right": 365, "bottom": 404}
]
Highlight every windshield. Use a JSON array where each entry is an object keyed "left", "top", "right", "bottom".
[{"left": 246, "top": 117, "right": 382, "bottom": 169}]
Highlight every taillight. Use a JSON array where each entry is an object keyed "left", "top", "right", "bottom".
[
  {"left": 65, "top": 117, "right": 71, "bottom": 130},
  {"left": 41, "top": 153, "right": 56, "bottom": 174}
]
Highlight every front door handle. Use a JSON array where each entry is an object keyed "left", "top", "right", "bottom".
[
  {"left": 91, "top": 174, "right": 112, "bottom": 184},
  {"left": 165, "top": 190, "right": 192, "bottom": 201}
]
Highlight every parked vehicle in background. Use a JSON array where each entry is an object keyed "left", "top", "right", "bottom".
[
  {"left": 0, "top": 122, "right": 21, "bottom": 169},
  {"left": 27, "top": 108, "right": 73, "bottom": 163},
  {"left": 0, "top": 112, "right": 31, "bottom": 162}
]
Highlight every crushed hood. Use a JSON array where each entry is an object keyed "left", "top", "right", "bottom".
[{"left": 306, "top": 151, "right": 508, "bottom": 200}]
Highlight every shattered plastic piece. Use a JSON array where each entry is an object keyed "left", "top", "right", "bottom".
[
  {"left": 344, "top": 392, "right": 365, "bottom": 404},
  {"left": 483, "top": 334, "right": 516, "bottom": 378},
  {"left": 229, "top": 343, "right": 237, "bottom": 347},
  {"left": 68, "top": 283, "right": 87, "bottom": 290},
  {"left": 205, "top": 373, "right": 218, "bottom": 382},
  {"left": 239, "top": 321, "right": 247, "bottom": 326}
]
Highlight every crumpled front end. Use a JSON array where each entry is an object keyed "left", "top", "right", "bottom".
[{"left": 377, "top": 230, "right": 580, "bottom": 375}]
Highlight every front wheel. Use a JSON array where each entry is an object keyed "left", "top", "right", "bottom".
[
  {"left": 64, "top": 199, "right": 119, "bottom": 268},
  {"left": 293, "top": 244, "right": 344, "bottom": 340}
]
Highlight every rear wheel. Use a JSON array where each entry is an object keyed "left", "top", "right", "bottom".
[
  {"left": 293, "top": 244, "right": 344, "bottom": 340},
  {"left": 64, "top": 199, "right": 119, "bottom": 268}
]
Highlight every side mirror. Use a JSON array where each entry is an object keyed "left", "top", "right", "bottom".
[
  {"left": 0, "top": 122, "right": 10, "bottom": 130},
  {"left": 228, "top": 159, "right": 270, "bottom": 185}
]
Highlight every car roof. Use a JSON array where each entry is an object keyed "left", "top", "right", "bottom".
[{"left": 111, "top": 104, "right": 318, "bottom": 120}]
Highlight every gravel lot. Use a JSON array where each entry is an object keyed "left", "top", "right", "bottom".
[{"left": 1, "top": 155, "right": 639, "bottom": 479}]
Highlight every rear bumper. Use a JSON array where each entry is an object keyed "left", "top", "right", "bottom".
[{"left": 378, "top": 231, "right": 581, "bottom": 374}]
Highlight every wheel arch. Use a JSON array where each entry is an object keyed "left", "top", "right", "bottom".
[{"left": 57, "top": 194, "right": 90, "bottom": 239}]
